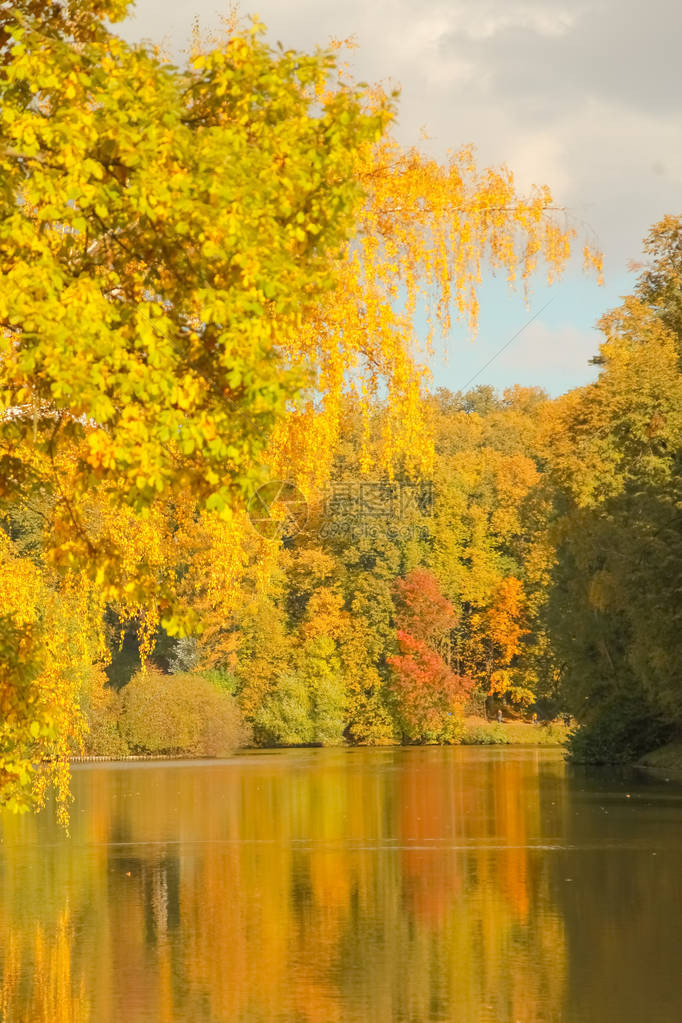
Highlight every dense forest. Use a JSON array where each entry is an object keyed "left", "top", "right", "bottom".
[
  {"left": 87, "top": 215, "right": 682, "bottom": 768},
  {"left": 0, "top": 1, "right": 680, "bottom": 822}
]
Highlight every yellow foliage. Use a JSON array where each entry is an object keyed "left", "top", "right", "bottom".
[
  {"left": 0, "top": 532, "right": 91, "bottom": 827},
  {"left": 271, "top": 135, "right": 599, "bottom": 488},
  {"left": 0, "top": 2, "right": 600, "bottom": 815}
]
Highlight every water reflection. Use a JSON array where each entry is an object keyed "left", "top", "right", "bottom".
[{"left": 1, "top": 748, "right": 681, "bottom": 1022}]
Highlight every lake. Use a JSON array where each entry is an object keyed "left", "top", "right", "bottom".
[{"left": 1, "top": 746, "right": 681, "bottom": 1022}]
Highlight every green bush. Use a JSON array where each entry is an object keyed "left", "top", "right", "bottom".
[
  {"left": 251, "top": 643, "right": 348, "bottom": 747},
  {"left": 252, "top": 673, "right": 315, "bottom": 746},
  {"left": 566, "top": 698, "right": 674, "bottom": 765},
  {"left": 200, "top": 666, "right": 239, "bottom": 695},
  {"left": 405, "top": 716, "right": 466, "bottom": 745},
  {"left": 462, "top": 723, "right": 510, "bottom": 745}
]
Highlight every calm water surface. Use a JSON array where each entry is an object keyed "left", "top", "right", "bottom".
[{"left": 1, "top": 746, "right": 681, "bottom": 1023}]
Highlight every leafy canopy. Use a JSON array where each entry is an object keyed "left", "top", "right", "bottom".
[
  {"left": 0, "top": 0, "right": 600, "bottom": 816},
  {"left": 0, "top": 0, "right": 387, "bottom": 816},
  {"left": 0, "top": 1, "right": 388, "bottom": 573}
]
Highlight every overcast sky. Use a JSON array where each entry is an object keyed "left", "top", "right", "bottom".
[{"left": 119, "top": 0, "right": 682, "bottom": 396}]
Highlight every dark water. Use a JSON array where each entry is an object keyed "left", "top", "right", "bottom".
[{"left": 1, "top": 747, "right": 681, "bottom": 1023}]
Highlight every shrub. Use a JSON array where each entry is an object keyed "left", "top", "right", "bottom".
[
  {"left": 566, "top": 698, "right": 675, "bottom": 765},
  {"left": 200, "top": 666, "right": 239, "bottom": 695},
  {"left": 462, "top": 723, "right": 510, "bottom": 746},
  {"left": 252, "top": 673, "right": 315, "bottom": 746},
  {"left": 118, "top": 670, "right": 248, "bottom": 757}
]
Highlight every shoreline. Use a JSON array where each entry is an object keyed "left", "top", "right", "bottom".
[
  {"left": 70, "top": 724, "right": 569, "bottom": 764},
  {"left": 636, "top": 741, "right": 682, "bottom": 781}
]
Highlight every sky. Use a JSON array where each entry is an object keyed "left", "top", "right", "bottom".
[{"left": 118, "top": 0, "right": 682, "bottom": 396}]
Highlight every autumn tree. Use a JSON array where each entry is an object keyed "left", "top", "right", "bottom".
[
  {"left": 543, "top": 216, "right": 682, "bottom": 761},
  {"left": 424, "top": 386, "right": 552, "bottom": 711},
  {"left": 388, "top": 568, "right": 472, "bottom": 742},
  {"left": 0, "top": 0, "right": 598, "bottom": 810},
  {"left": 0, "top": 3, "right": 386, "bottom": 567},
  {"left": 0, "top": 0, "right": 388, "bottom": 812}
]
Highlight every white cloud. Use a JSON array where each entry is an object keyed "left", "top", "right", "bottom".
[
  {"left": 504, "top": 132, "right": 571, "bottom": 198},
  {"left": 449, "top": 4, "right": 577, "bottom": 42}
]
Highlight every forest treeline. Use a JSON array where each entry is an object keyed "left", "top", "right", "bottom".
[
  {"left": 18, "top": 215, "right": 682, "bottom": 766},
  {"left": 0, "top": 1, "right": 678, "bottom": 819},
  {"left": 91, "top": 211, "right": 682, "bottom": 765}
]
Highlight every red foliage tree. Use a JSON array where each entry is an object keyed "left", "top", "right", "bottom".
[
  {"left": 392, "top": 567, "right": 457, "bottom": 644},
  {"left": 388, "top": 569, "right": 472, "bottom": 741}
]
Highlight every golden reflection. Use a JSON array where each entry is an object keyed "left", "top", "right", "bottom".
[{"left": 0, "top": 750, "right": 572, "bottom": 1022}]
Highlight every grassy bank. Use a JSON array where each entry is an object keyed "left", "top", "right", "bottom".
[
  {"left": 461, "top": 717, "right": 569, "bottom": 746},
  {"left": 636, "top": 741, "right": 682, "bottom": 778}
]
